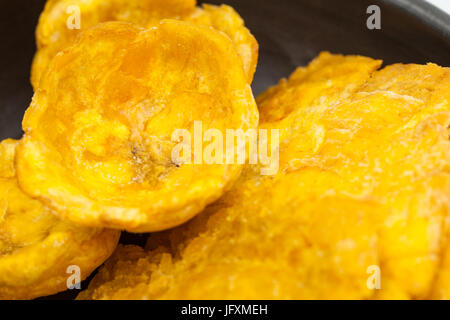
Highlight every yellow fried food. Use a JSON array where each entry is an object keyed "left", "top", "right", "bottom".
[
  {"left": 0, "top": 139, "right": 119, "bottom": 300},
  {"left": 18, "top": 21, "right": 258, "bottom": 233},
  {"left": 31, "top": 0, "right": 196, "bottom": 88},
  {"left": 31, "top": 0, "right": 257, "bottom": 88},
  {"left": 78, "top": 53, "right": 450, "bottom": 300},
  {"left": 185, "top": 4, "right": 258, "bottom": 83}
]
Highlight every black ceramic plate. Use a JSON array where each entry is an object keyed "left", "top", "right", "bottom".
[{"left": 0, "top": 0, "right": 449, "bottom": 299}]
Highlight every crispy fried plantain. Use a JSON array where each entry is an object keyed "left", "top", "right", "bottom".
[
  {"left": 0, "top": 139, "right": 119, "bottom": 300},
  {"left": 79, "top": 53, "right": 450, "bottom": 299},
  {"left": 18, "top": 21, "right": 258, "bottom": 233}
]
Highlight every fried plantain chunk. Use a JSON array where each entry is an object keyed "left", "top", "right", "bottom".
[
  {"left": 79, "top": 53, "right": 450, "bottom": 300},
  {"left": 31, "top": 0, "right": 257, "bottom": 88},
  {"left": 18, "top": 21, "right": 258, "bottom": 233},
  {"left": 0, "top": 139, "right": 119, "bottom": 300}
]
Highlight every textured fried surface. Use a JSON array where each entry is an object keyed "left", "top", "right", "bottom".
[
  {"left": 185, "top": 4, "right": 258, "bottom": 83},
  {"left": 31, "top": 0, "right": 196, "bottom": 88},
  {"left": 31, "top": 0, "right": 257, "bottom": 88},
  {"left": 19, "top": 21, "right": 258, "bottom": 233},
  {"left": 0, "top": 139, "right": 119, "bottom": 300},
  {"left": 79, "top": 53, "right": 450, "bottom": 300}
]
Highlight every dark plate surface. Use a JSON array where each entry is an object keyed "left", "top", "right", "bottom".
[{"left": 0, "top": 0, "right": 449, "bottom": 299}]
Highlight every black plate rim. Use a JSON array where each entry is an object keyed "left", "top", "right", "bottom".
[{"left": 382, "top": 0, "right": 450, "bottom": 38}]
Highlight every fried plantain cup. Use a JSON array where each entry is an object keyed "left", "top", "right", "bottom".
[
  {"left": 31, "top": 0, "right": 257, "bottom": 88},
  {"left": 18, "top": 21, "right": 258, "bottom": 233},
  {"left": 0, "top": 139, "right": 120, "bottom": 300}
]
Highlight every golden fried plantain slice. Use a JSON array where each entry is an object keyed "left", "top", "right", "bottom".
[
  {"left": 0, "top": 139, "right": 119, "bottom": 300},
  {"left": 31, "top": 0, "right": 257, "bottom": 88},
  {"left": 79, "top": 53, "right": 450, "bottom": 300},
  {"left": 18, "top": 21, "right": 258, "bottom": 233}
]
